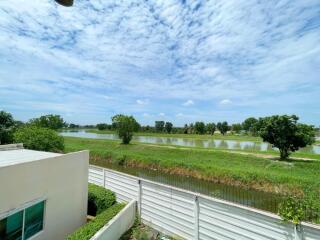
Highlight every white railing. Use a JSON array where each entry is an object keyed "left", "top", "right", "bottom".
[{"left": 89, "top": 165, "right": 320, "bottom": 240}]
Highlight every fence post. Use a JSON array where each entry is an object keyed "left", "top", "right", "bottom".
[
  {"left": 102, "top": 168, "right": 106, "bottom": 188},
  {"left": 194, "top": 195, "right": 199, "bottom": 240},
  {"left": 138, "top": 179, "right": 142, "bottom": 220}
]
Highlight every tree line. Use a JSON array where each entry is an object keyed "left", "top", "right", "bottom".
[
  {"left": 0, "top": 111, "right": 65, "bottom": 152},
  {"left": 0, "top": 111, "right": 317, "bottom": 159}
]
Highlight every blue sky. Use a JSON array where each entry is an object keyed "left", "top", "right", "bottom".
[{"left": 0, "top": 0, "right": 319, "bottom": 126}]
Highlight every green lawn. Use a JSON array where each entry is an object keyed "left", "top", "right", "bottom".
[
  {"left": 87, "top": 129, "right": 262, "bottom": 142},
  {"left": 64, "top": 137, "right": 320, "bottom": 199}
]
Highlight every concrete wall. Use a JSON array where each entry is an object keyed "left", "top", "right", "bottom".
[
  {"left": 0, "top": 151, "right": 89, "bottom": 240},
  {"left": 91, "top": 200, "right": 136, "bottom": 240},
  {"left": 89, "top": 165, "right": 320, "bottom": 240}
]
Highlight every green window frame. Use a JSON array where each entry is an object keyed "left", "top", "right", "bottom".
[{"left": 0, "top": 200, "right": 45, "bottom": 240}]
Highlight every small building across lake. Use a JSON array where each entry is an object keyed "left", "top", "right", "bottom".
[{"left": 0, "top": 144, "right": 89, "bottom": 240}]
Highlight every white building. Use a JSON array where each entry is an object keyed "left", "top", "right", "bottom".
[{"left": 0, "top": 144, "right": 89, "bottom": 240}]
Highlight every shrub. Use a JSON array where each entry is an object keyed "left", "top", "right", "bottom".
[
  {"left": 88, "top": 183, "right": 116, "bottom": 216},
  {"left": 67, "top": 203, "right": 125, "bottom": 240},
  {"left": 13, "top": 126, "right": 64, "bottom": 152},
  {"left": 279, "top": 197, "right": 304, "bottom": 225}
]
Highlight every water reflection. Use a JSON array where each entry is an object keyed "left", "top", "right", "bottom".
[
  {"left": 90, "top": 160, "right": 283, "bottom": 213},
  {"left": 61, "top": 130, "right": 320, "bottom": 154}
]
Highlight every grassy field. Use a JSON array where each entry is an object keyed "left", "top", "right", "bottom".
[
  {"left": 87, "top": 129, "right": 262, "bottom": 142},
  {"left": 64, "top": 137, "right": 320, "bottom": 199}
]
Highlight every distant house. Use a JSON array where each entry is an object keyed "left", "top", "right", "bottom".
[{"left": 0, "top": 144, "right": 89, "bottom": 240}]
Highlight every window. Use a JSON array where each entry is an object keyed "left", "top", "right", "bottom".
[{"left": 0, "top": 201, "right": 45, "bottom": 240}]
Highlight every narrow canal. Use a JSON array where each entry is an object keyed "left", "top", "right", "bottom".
[{"left": 90, "top": 159, "right": 284, "bottom": 214}]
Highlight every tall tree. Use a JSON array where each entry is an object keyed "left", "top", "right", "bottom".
[
  {"left": 242, "top": 117, "right": 258, "bottom": 134},
  {"left": 194, "top": 122, "right": 206, "bottom": 134},
  {"left": 206, "top": 123, "right": 216, "bottom": 135},
  {"left": 29, "top": 114, "right": 65, "bottom": 130},
  {"left": 165, "top": 122, "right": 173, "bottom": 133},
  {"left": 112, "top": 115, "right": 140, "bottom": 144},
  {"left": 155, "top": 121, "right": 165, "bottom": 132},
  {"left": 217, "top": 121, "right": 229, "bottom": 135},
  {"left": 231, "top": 123, "right": 242, "bottom": 134},
  {"left": 260, "top": 115, "right": 315, "bottom": 159},
  {"left": 183, "top": 124, "right": 188, "bottom": 134},
  {"left": 0, "top": 111, "right": 15, "bottom": 144}
]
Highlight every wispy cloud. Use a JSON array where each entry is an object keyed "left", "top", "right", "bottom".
[
  {"left": 183, "top": 100, "right": 194, "bottom": 106},
  {"left": 136, "top": 99, "right": 149, "bottom": 105},
  {"left": 220, "top": 99, "right": 232, "bottom": 105},
  {"left": 0, "top": 0, "right": 319, "bottom": 125}
]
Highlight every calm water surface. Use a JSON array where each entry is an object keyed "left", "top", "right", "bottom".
[
  {"left": 61, "top": 130, "right": 320, "bottom": 154},
  {"left": 90, "top": 159, "right": 283, "bottom": 213}
]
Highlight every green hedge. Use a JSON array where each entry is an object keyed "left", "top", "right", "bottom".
[
  {"left": 88, "top": 183, "right": 116, "bottom": 216},
  {"left": 67, "top": 203, "right": 125, "bottom": 240}
]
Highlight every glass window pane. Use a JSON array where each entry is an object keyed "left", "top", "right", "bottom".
[
  {"left": 24, "top": 202, "right": 44, "bottom": 240},
  {"left": 0, "top": 210, "right": 23, "bottom": 240}
]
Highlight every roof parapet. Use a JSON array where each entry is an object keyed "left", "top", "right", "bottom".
[{"left": 0, "top": 143, "right": 24, "bottom": 151}]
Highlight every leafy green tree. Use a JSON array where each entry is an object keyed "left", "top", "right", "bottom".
[
  {"left": 96, "top": 123, "right": 108, "bottom": 131},
  {"left": 242, "top": 117, "right": 258, "bottom": 134},
  {"left": 206, "top": 123, "right": 216, "bottom": 135},
  {"left": 68, "top": 123, "right": 80, "bottom": 129},
  {"left": 14, "top": 126, "right": 64, "bottom": 152},
  {"left": 165, "top": 122, "right": 173, "bottom": 133},
  {"left": 183, "top": 124, "right": 188, "bottom": 134},
  {"left": 217, "top": 121, "right": 229, "bottom": 135},
  {"left": 231, "top": 123, "right": 242, "bottom": 134},
  {"left": 155, "top": 121, "right": 165, "bottom": 132},
  {"left": 194, "top": 122, "right": 206, "bottom": 134},
  {"left": 0, "top": 111, "right": 16, "bottom": 144},
  {"left": 260, "top": 115, "right": 315, "bottom": 159},
  {"left": 29, "top": 114, "right": 65, "bottom": 130},
  {"left": 112, "top": 115, "right": 140, "bottom": 144}
]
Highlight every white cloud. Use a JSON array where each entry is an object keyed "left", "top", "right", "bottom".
[
  {"left": 159, "top": 113, "right": 165, "bottom": 117},
  {"left": 136, "top": 99, "right": 149, "bottom": 105},
  {"left": 220, "top": 99, "right": 232, "bottom": 105},
  {"left": 143, "top": 113, "right": 150, "bottom": 117},
  {"left": 176, "top": 113, "right": 184, "bottom": 117},
  {"left": 0, "top": 0, "right": 319, "bottom": 125},
  {"left": 182, "top": 100, "right": 194, "bottom": 106}
]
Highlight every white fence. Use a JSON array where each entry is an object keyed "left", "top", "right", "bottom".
[
  {"left": 91, "top": 200, "right": 136, "bottom": 240},
  {"left": 89, "top": 165, "right": 320, "bottom": 240}
]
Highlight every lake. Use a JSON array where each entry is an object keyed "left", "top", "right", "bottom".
[{"left": 61, "top": 130, "right": 320, "bottom": 154}]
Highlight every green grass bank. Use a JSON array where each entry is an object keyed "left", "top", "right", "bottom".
[{"left": 64, "top": 137, "right": 320, "bottom": 199}]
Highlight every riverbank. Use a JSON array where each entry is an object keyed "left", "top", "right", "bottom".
[
  {"left": 64, "top": 137, "right": 320, "bottom": 199},
  {"left": 87, "top": 129, "right": 262, "bottom": 142}
]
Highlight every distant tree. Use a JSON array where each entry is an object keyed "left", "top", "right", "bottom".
[
  {"left": 194, "top": 122, "right": 206, "bottom": 134},
  {"left": 165, "top": 122, "right": 173, "bottom": 133},
  {"left": 0, "top": 111, "right": 16, "bottom": 144},
  {"left": 14, "top": 126, "right": 64, "bottom": 152},
  {"left": 242, "top": 117, "right": 258, "bottom": 134},
  {"left": 251, "top": 117, "right": 265, "bottom": 136},
  {"left": 29, "top": 114, "right": 65, "bottom": 130},
  {"left": 260, "top": 115, "right": 315, "bottom": 160},
  {"left": 68, "top": 123, "right": 79, "bottom": 129},
  {"left": 217, "top": 121, "right": 229, "bottom": 135},
  {"left": 231, "top": 123, "right": 242, "bottom": 134},
  {"left": 112, "top": 114, "right": 140, "bottom": 144},
  {"left": 189, "top": 123, "right": 194, "bottom": 134},
  {"left": 183, "top": 124, "right": 188, "bottom": 134},
  {"left": 206, "top": 123, "right": 216, "bottom": 135},
  {"left": 96, "top": 123, "right": 108, "bottom": 131},
  {"left": 155, "top": 121, "right": 165, "bottom": 132}
]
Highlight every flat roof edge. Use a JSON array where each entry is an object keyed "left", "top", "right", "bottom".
[{"left": 0, "top": 143, "right": 24, "bottom": 151}]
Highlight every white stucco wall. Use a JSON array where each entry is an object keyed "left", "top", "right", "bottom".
[{"left": 0, "top": 150, "right": 89, "bottom": 240}]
